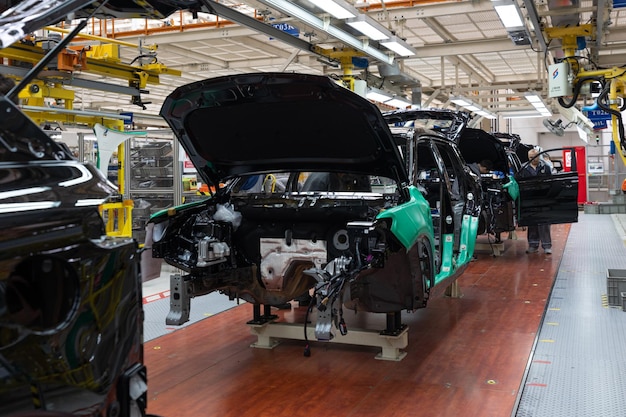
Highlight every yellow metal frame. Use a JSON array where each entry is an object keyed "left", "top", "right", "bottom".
[{"left": 98, "top": 199, "right": 134, "bottom": 238}]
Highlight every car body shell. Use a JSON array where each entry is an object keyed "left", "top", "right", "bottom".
[
  {"left": 0, "top": 96, "right": 146, "bottom": 416},
  {"left": 149, "top": 73, "right": 483, "bottom": 327}
]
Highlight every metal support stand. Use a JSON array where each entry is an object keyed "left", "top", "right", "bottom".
[
  {"left": 246, "top": 304, "right": 278, "bottom": 325},
  {"left": 475, "top": 242, "right": 504, "bottom": 256},
  {"left": 248, "top": 320, "right": 408, "bottom": 361},
  {"left": 445, "top": 281, "right": 463, "bottom": 298},
  {"left": 166, "top": 274, "right": 191, "bottom": 325}
]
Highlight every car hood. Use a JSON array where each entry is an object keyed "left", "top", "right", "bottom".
[{"left": 159, "top": 72, "right": 409, "bottom": 188}]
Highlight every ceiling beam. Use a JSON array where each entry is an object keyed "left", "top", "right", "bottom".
[
  {"left": 409, "top": 38, "right": 525, "bottom": 58},
  {"left": 369, "top": 1, "right": 494, "bottom": 20}
]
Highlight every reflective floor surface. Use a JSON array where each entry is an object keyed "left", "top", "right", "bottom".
[{"left": 142, "top": 214, "right": 626, "bottom": 417}]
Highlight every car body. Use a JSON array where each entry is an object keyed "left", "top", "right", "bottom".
[
  {"left": 148, "top": 72, "right": 483, "bottom": 339},
  {"left": 0, "top": 94, "right": 147, "bottom": 416},
  {"left": 0, "top": 2, "right": 159, "bottom": 416},
  {"left": 387, "top": 109, "right": 579, "bottom": 239}
]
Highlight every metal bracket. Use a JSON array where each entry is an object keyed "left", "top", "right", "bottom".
[
  {"left": 248, "top": 321, "right": 409, "bottom": 361},
  {"left": 165, "top": 273, "right": 191, "bottom": 325}
]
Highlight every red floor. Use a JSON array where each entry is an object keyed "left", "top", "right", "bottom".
[{"left": 144, "top": 224, "right": 569, "bottom": 417}]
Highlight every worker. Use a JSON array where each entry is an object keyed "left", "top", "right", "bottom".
[
  {"left": 621, "top": 177, "right": 626, "bottom": 194},
  {"left": 468, "top": 159, "right": 493, "bottom": 176},
  {"left": 519, "top": 148, "right": 552, "bottom": 254}
]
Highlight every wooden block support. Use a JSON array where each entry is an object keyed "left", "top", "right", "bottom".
[
  {"left": 475, "top": 242, "right": 504, "bottom": 256},
  {"left": 248, "top": 321, "right": 408, "bottom": 361}
]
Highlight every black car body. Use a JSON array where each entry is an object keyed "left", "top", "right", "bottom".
[
  {"left": 0, "top": 96, "right": 147, "bottom": 415},
  {"left": 0, "top": 1, "right": 171, "bottom": 416},
  {"left": 387, "top": 109, "right": 580, "bottom": 238},
  {"left": 147, "top": 73, "right": 483, "bottom": 341}
]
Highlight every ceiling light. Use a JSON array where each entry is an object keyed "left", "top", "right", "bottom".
[
  {"left": 450, "top": 95, "right": 496, "bottom": 119},
  {"left": 500, "top": 111, "right": 545, "bottom": 119},
  {"left": 307, "top": 0, "right": 356, "bottom": 19},
  {"left": 366, "top": 87, "right": 391, "bottom": 103},
  {"left": 380, "top": 36, "right": 416, "bottom": 56},
  {"left": 492, "top": 1, "right": 524, "bottom": 29},
  {"left": 525, "top": 92, "right": 552, "bottom": 117},
  {"left": 259, "top": 0, "right": 394, "bottom": 64},
  {"left": 451, "top": 96, "right": 472, "bottom": 107},
  {"left": 346, "top": 15, "right": 389, "bottom": 40},
  {"left": 385, "top": 97, "right": 411, "bottom": 109}
]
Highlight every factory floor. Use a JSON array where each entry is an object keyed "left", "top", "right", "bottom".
[{"left": 141, "top": 213, "right": 626, "bottom": 417}]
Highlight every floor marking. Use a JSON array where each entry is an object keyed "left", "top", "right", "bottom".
[
  {"left": 526, "top": 383, "right": 548, "bottom": 387},
  {"left": 548, "top": 308, "right": 560, "bottom": 311},
  {"left": 143, "top": 290, "right": 171, "bottom": 304},
  {"left": 546, "top": 322, "right": 559, "bottom": 326},
  {"left": 539, "top": 339, "right": 555, "bottom": 343},
  {"left": 532, "top": 360, "right": 552, "bottom": 364}
]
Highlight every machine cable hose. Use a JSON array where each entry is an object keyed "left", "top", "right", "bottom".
[
  {"left": 557, "top": 75, "right": 605, "bottom": 109},
  {"left": 302, "top": 255, "right": 370, "bottom": 357},
  {"left": 597, "top": 83, "right": 626, "bottom": 152}
]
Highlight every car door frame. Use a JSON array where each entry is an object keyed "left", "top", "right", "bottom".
[{"left": 515, "top": 147, "right": 579, "bottom": 226}]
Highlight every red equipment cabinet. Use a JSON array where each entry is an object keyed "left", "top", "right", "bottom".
[{"left": 563, "top": 146, "right": 586, "bottom": 204}]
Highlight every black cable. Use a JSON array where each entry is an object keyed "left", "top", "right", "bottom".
[
  {"left": 597, "top": 84, "right": 626, "bottom": 152},
  {"left": 303, "top": 288, "right": 316, "bottom": 357},
  {"left": 558, "top": 75, "right": 605, "bottom": 108}
]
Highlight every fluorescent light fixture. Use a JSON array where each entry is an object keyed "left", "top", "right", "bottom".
[
  {"left": 385, "top": 97, "right": 411, "bottom": 108},
  {"left": 366, "top": 88, "right": 392, "bottom": 103},
  {"left": 475, "top": 109, "right": 497, "bottom": 119},
  {"left": 346, "top": 15, "right": 389, "bottom": 40},
  {"left": 381, "top": 36, "right": 416, "bottom": 56},
  {"left": 451, "top": 96, "right": 472, "bottom": 107},
  {"left": 492, "top": 1, "right": 524, "bottom": 29},
  {"left": 450, "top": 95, "right": 496, "bottom": 119},
  {"left": 260, "top": 0, "right": 394, "bottom": 64},
  {"left": 525, "top": 92, "right": 552, "bottom": 117},
  {"left": 308, "top": 0, "right": 356, "bottom": 19},
  {"left": 500, "top": 111, "right": 545, "bottom": 119},
  {"left": 366, "top": 88, "right": 410, "bottom": 108}
]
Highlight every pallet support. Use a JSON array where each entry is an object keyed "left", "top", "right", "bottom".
[{"left": 248, "top": 320, "right": 409, "bottom": 361}]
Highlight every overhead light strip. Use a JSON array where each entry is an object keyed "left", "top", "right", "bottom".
[
  {"left": 380, "top": 35, "right": 417, "bottom": 57},
  {"left": 491, "top": 0, "right": 524, "bottom": 29},
  {"left": 525, "top": 92, "right": 552, "bottom": 117},
  {"left": 259, "top": 0, "right": 394, "bottom": 64},
  {"left": 451, "top": 95, "right": 496, "bottom": 119},
  {"left": 346, "top": 14, "right": 389, "bottom": 40},
  {"left": 308, "top": 0, "right": 356, "bottom": 19}
]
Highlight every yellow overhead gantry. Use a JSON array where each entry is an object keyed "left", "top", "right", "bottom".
[{"left": 0, "top": 27, "right": 181, "bottom": 238}]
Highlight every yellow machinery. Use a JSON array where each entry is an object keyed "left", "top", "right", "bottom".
[
  {"left": 0, "top": 27, "right": 181, "bottom": 238},
  {"left": 545, "top": 24, "right": 626, "bottom": 166}
]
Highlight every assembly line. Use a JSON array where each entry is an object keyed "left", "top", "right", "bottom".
[{"left": 1, "top": 1, "right": 626, "bottom": 417}]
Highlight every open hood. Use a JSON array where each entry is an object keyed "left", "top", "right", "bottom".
[{"left": 160, "top": 72, "right": 409, "bottom": 188}]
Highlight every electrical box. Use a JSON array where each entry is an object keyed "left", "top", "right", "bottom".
[{"left": 548, "top": 62, "right": 573, "bottom": 98}]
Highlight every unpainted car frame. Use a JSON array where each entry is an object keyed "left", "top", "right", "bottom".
[
  {"left": 148, "top": 73, "right": 485, "bottom": 346},
  {"left": 387, "top": 109, "right": 580, "bottom": 242}
]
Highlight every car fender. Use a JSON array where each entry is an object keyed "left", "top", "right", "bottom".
[{"left": 376, "top": 186, "right": 434, "bottom": 253}]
